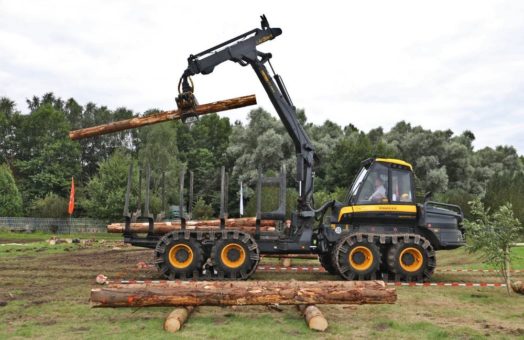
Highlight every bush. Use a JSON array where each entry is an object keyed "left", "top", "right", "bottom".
[
  {"left": 29, "top": 193, "right": 68, "bottom": 218},
  {"left": 192, "top": 197, "right": 214, "bottom": 220},
  {"left": 0, "top": 164, "right": 23, "bottom": 216}
]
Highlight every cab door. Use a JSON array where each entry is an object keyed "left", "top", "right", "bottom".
[{"left": 339, "top": 162, "right": 417, "bottom": 226}]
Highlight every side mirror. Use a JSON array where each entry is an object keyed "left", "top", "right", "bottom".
[{"left": 424, "top": 191, "right": 433, "bottom": 202}]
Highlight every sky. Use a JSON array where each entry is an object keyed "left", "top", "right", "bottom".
[{"left": 1, "top": 0, "right": 523, "bottom": 154}]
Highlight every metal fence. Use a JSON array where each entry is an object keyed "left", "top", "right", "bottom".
[{"left": 0, "top": 217, "right": 108, "bottom": 234}]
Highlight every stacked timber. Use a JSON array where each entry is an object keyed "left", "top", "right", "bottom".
[
  {"left": 107, "top": 217, "right": 286, "bottom": 234},
  {"left": 90, "top": 280, "right": 397, "bottom": 307}
]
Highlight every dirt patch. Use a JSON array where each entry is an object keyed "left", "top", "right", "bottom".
[{"left": 0, "top": 238, "right": 44, "bottom": 244}]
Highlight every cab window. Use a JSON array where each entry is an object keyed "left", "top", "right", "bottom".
[
  {"left": 356, "top": 163, "right": 389, "bottom": 204},
  {"left": 391, "top": 169, "right": 413, "bottom": 203}
]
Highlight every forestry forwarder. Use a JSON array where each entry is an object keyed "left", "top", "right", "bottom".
[{"left": 125, "top": 15, "right": 465, "bottom": 282}]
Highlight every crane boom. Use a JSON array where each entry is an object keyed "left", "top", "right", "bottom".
[{"left": 178, "top": 15, "right": 316, "bottom": 213}]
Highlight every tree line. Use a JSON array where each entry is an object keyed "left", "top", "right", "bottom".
[{"left": 1, "top": 93, "right": 523, "bottom": 222}]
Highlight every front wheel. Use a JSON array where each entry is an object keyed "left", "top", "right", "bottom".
[
  {"left": 386, "top": 236, "right": 436, "bottom": 282},
  {"left": 332, "top": 234, "right": 381, "bottom": 280}
]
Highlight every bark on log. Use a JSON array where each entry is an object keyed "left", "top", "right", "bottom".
[
  {"left": 298, "top": 305, "right": 328, "bottom": 331},
  {"left": 263, "top": 254, "right": 318, "bottom": 260},
  {"left": 281, "top": 258, "right": 292, "bottom": 267},
  {"left": 164, "top": 306, "right": 194, "bottom": 333},
  {"left": 69, "top": 94, "right": 256, "bottom": 140},
  {"left": 107, "top": 217, "right": 279, "bottom": 234},
  {"left": 91, "top": 280, "right": 397, "bottom": 307},
  {"left": 511, "top": 281, "right": 524, "bottom": 295}
]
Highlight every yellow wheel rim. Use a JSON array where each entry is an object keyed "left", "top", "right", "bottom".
[
  {"left": 220, "top": 243, "right": 246, "bottom": 269},
  {"left": 168, "top": 244, "right": 193, "bottom": 269},
  {"left": 349, "top": 246, "right": 374, "bottom": 271},
  {"left": 399, "top": 247, "right": 423, "bottom": 272}
]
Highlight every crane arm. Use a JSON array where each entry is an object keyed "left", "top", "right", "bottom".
[{"left": 178, "top": 15, "right": 315, "bottom": 212}]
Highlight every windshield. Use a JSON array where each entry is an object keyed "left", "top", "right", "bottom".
[{"left": 346, "top": 167, "right": 368, "bottom": 202}]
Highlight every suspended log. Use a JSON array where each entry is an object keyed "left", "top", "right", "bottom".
[
  {"left": 298, "top": 305, "right": 328, "bottom": 331},
  {"left": 69, "top": 94, "right": 257, "bottom": 140},
  {"left": 164, "top": 306, "right": 194, "bottom": 333},
  {"left": 107, "top": 217, "right": 280, "bottom": 234},
  {"left": 91, "top": 280, "right": 397, "bottom": 307}
]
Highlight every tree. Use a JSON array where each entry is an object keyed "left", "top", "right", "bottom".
[
  {"left": 0, "top": 164, "right": 23, "bottom": 216},
  {"left": 192, "top": 197, "right": 214, "bottom": 219},
  {"left": 484, "top": 172, "right": 524, "bottom": 224},
  {"left": 82, "top": 150, "right": 137, "bottom": 220},
  {"left": 464, "top": 199, "right": 523, "bottom": 294},
  {"left": 29, "top": 193, "right": 68, "bottom": 218},
  {"left": 14, "top": 103, "right": 81, "bottom": 203}
]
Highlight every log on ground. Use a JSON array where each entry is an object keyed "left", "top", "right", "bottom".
[
  {"left": 164, "top": 306, "right": 194, "bottom": 333},
  {"left": 91, "top": 280, "right": 397, "bottom": 307},
  {"left": 263, "top": 254, "right": 318, "bottom": 260},
  {"left": 69, "top": 94, "right": 256, "bottom": 140},
  {"left": 107, "top": 217, "right": 280, "bottom": 234},
  {"left": 298, "top": 305, "right": 328, "bottom": 331}
]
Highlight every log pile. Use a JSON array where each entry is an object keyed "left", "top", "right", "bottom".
[
  {"left": 107, "top": 217, "right": 285, "bottom": 234},
  {"left": 69, "top": 95, "right": 256, "bottom": 140},
  {"left": 90, "top": 280, "right": 397, "bottom": 307}
]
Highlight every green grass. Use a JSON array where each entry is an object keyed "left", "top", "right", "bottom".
[
  {"left": 1, "top": 231, "right": 524, "bottom": 339},
  {"left": 437, "top": 246, "right": 524, "bottom": 270}
]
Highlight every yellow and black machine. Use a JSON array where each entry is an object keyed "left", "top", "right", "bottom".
[{"left": 118, "top": 15, "right": 464, "bottom": 282}]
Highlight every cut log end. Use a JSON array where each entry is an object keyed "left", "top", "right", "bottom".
[
  {"left": 511, "top": 281, "right": 524, "bottom": 295},
  {"left": 164, "top": 306, "right": 194, "bottom": 333},
  {"left": 298, "top": 305, "right": 328, "bottom": 331}
]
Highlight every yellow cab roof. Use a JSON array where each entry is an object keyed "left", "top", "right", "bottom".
[{"left": 375, "top": 158, "right": 413, "bottom": 171}]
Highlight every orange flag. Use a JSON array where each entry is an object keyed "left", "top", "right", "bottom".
[{"left": 68, "top": 177, "right": 75, "bottom": 215}]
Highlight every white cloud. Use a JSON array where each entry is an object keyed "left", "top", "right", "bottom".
[{"left": 1, "top": 0, "right": 523, "bottom": 153}]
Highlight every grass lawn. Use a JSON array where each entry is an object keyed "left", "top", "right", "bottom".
[{"left": 1, "top": 231, "right": 523, "bottom": 339}]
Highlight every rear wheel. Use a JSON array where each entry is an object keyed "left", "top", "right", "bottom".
[
  {"left": 387, "top": 235, "right": 435, "bottom": 282},
  {"left": 211, "top": 234, "right": 259, "bottom": 279},
  {"left": 318, "top": 253, "right": 338, "bottom": 275},
  {"left": 155, "top": 233, "right": 204, "bottom": 279},
  {"left": 332, "top": 234, "right": 381, "bottom": 280}
]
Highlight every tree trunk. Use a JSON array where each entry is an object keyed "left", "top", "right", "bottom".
[
  {"left": 69, "top": 95, "right": 256, "bottom": 140},
  {"left": 503, "top": 246, "right": 512, "bottom": 295},
  {"left": 91, "top": 280, "right": 397, "bottom": 307},
  {"left": 298, "top": 305, "right": 328, "bottom": 331},
  {"left": 107, "top": 217, "right": 280, "bottom": 234},
  {"left": 164, "top": 306, "right": 194, "bottom": 333}
]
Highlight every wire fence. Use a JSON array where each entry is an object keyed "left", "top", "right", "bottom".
[{"left": 0, "top": 217, "right": 109, "bottom": 234}]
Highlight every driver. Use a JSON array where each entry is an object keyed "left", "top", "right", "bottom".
[{"left": 369, "top": 177, "right": 386, "bottom": 201}]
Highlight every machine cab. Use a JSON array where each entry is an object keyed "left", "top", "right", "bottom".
[{"left": 337, "top": 158, "right": 417, "bottom": 225}]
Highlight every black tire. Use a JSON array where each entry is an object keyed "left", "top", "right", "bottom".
[
  {"left": 386, "top": 235, "right": 435, "bottom": 282},
  {"left": 154, "top": 232, "right": 204, "bottom": 280},
  {"left": 211, "top": 236, "right": 257, "bottom": 280},
  {"left": 318, "top": 253, "right": 339, "bottom": 275},
  {"left": 332, "top": 234, "right": 381, "bottom": 280}
]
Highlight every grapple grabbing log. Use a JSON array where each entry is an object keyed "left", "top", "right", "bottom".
[{"left": 68, "top": 94, "right": 256, "bottom": 140}]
